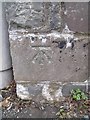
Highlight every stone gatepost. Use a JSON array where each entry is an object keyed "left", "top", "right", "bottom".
[{"left": 5, "top": 2, "right": 89, "bottom": 102}]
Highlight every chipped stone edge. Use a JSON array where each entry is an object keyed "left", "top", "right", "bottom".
[{"left": 16, "top": 79, "right": 90, "bottom": 102}]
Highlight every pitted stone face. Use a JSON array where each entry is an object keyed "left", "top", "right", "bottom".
[
  {"left": 5, "top": 2, "right": 62, "bottom": 33},
  {"left": 7, "top": 2, "right": 89, "bottom": 102},
  {"left": 16, "top": 80, "right": 89, "bottom": 102},
  {"left": 9, "top": 14, "right": 89, "bottom": 83},
  {"left": 64, "top": 2, "right": 88, "bottom": 33},
  {"left": 9, "top": 27, "right": 88, "bottom": 83},
  {"left": 16, "top": 81, "right": 64, "bottom": 102}
]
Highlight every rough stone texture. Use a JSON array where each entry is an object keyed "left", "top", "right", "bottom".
[
  {"left": 5, "top": 2, "right": 89, "bottom": 33},
  {"left": 10, "top": 31, "right": 88, "bottom": 83},
  {"left": 62, "top": 82, "right": 88, "bottom": 96},
  {"left": 16, "top": 81, "right": 89, "bottom": 101},
  {"left": 64, "top": 2, "right": 88, "bottom": 33},
  {"left": 5, "top": 2, "right": 63, "bottom": 33},
  {"left": 5, "top": 2, "right": 89, "bottom": 101},
  {"left": 16, "top": 81, "right": 63, "bottom": 102}
]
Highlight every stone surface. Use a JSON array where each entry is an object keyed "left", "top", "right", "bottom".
[
  {"left": 10, "top": 29, "right": 88, "bottom": 83},
  {"left": 64, "top": 2, "right": 88, "bottom": 33},
  {"left": 62, "top": 82, "right": 87, "bottom": 96},
  {"left": 5, "top": 2, "right": 63, "bottom": 33},
  {"left": 7, "top": 2, "right": 89, "bottom": 83},
  {"left": 16, "top": 81, "right": 63, "bottom": 102},
  {"left": 6, "top": 2, "right": 89, "bottom": 101},
  {"left": 16, "top": 81, "right": 89, "bottom": 101},
  {"left": 5, "top": 2, "right": 89, "bottom": 33}
]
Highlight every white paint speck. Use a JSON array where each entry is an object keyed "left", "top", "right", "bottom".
[
  {"left": 30, "top": 40, "right": 34, "bottom": 43},
  {"left": 64, "top": 10, "right": 68, "bottom": 15},
  {"left": 62, "top": 24, "right": 72, "bottom": 34},
  {"left": 29, "top": 114, "right": 32, "bottom": 116},
  {"left": 66, "top": 42, "right": 72, "bottom": 48},
  {"left": 18, "top": 36, "right": 22, "bottom": 39},
  {"left": 74, "top": 38, "right": 78, "bottom": 41},
  {"left": 39, "top": 47, "right": 51, "bottom": 50},
  {"left": 39, "top": 36, "right": 42, "bottom": 40},
  {"left": 9, "top": 34, "right": 18, "bottom": 41},
  {"left": 18, "top": 38, "right": 23, "bottom": 41},
  {"left": 48, "top": 61, "right": 51, "bottom": 64},
  {"left": 32, "top": 60, "right": 35, "bottom": 64},
  {"left": 42, "top": 38, "right": 47, "bottom": 43},
  {"left": 47, "top": 31, "right": 61, "bottom": 38},
  {"left": 81, "top": 18, "right": 83, "bottom": 21}
]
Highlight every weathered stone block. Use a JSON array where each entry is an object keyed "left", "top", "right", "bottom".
[
  {"left": 7, "top": 2, "right": 89, "bottom": 101},
  {"left": 16, "top": 81, "right": 89, "bottom": 101},
  {"left": 5, "top": 2, "right": 62, "bottom": 33},
  {"left": 9, "top": 28, "right": 88, "bottom": 83},
  {"left": 62, "top": 82, "right": 87, "bottom": 96},
  {"left": 64, "top": 2, "right": 88, "bottom": 33},
  {"left": 16, "top": 81, "right": 64, "bottom": 102}
]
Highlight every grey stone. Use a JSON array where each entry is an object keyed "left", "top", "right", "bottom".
[
  {"left": 64, "top": 2, "right": 88, "bottom": 33},
  {"left": 7, "top": 2, "right": 89, "bottom": 101},
  {"left": 5, "top": 2, "right": 88, "bottom": 33},
  {"left": 16, "top": 81, "right": 89, "bottom": 101},
  {"left": 16, "top": 83, "right": 42, "bottom": 100},
  {"left": 10, "top": 31, "right": 88, "bottom": 83},
  {"left": 62, "top": 82, "right": 87, "bottom": 96},
  {"left": 5, "top": 2, "right": 63, "bottom": 33},
  {"left": 16, "top": 81, "right": 64, "bottom": 102}
]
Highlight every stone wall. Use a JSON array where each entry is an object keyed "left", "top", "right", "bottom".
[
  {"left": 5, "top": 2, "right": 63, "bottom": 32},
  {"left": 5, "top": 2, "right": 88, "bottom": 33},
  {"left": 5, "top": 2, "right": 89, "bottom": 101}
]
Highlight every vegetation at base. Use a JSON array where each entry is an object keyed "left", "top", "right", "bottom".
[
  {"left": 56, "top": 88, "right": 89, "bottom": 118},
  {"left": 71, "top": 88, "right": 88, "bottom": 101}
]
